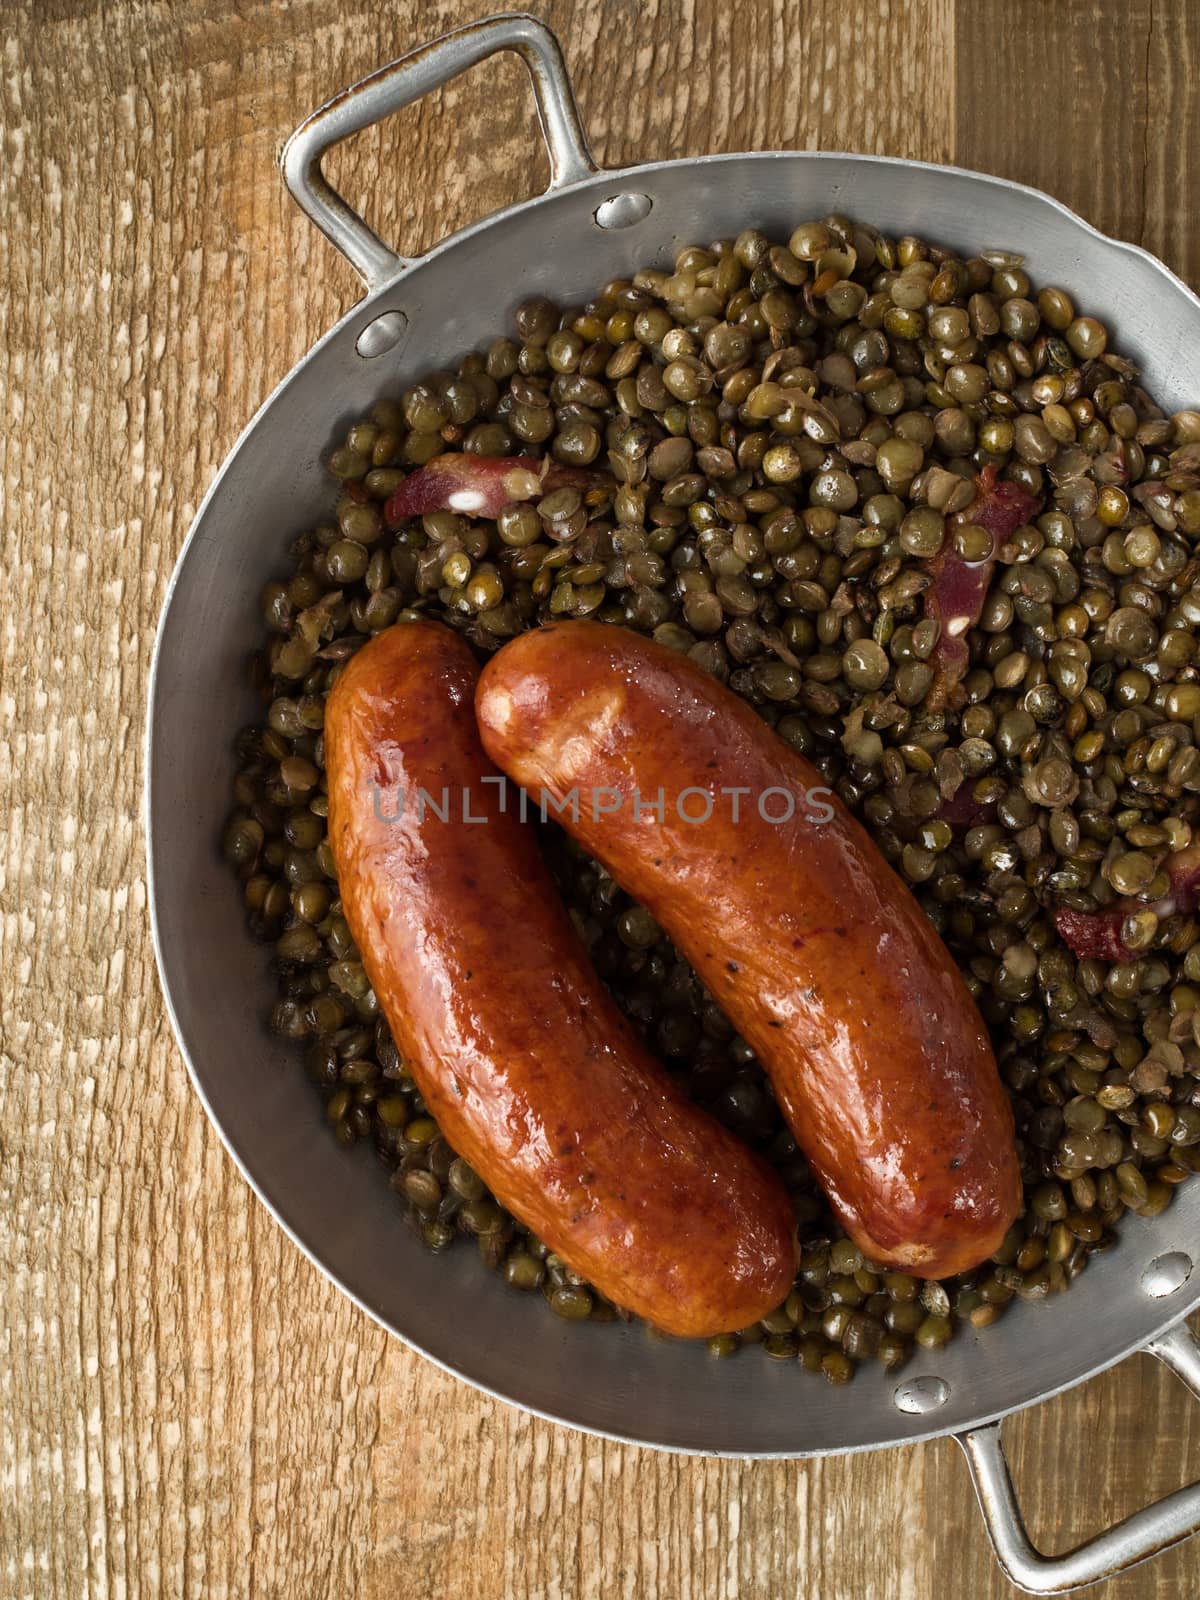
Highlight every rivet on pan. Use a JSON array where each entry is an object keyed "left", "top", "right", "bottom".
[
  {"left": 356, "top": 309, "right": 409, "bottom": 359},
  {"left": 893, "top": 1375, "right": 950, "bottom": 1414},
  {"left": 594, "top": 193, "right": 653, "bottom": 230},
  {"left": 1141, "top": 1251, "right": 1193, "bottom": 1298}
]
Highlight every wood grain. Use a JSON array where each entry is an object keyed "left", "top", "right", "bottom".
[{"left": 2, "top": 1, "right": 1198, "bottom": 1596}]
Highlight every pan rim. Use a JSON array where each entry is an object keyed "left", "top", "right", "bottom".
[{"left": 146, "top": 144, "right": 1200, "bottom": 1458}]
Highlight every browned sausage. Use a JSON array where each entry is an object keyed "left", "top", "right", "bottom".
[
  {"left": 476, "top": 621, "right": 1022, "bottom": 1279},
  {"left": 324, "top": 621, "right": 798, "bottom": 1336}
]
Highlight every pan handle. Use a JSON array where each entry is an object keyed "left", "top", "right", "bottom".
[
  {"left": 281, "top": 12, "right": 597, "bottom": 290},
  {"left": 956, "top": 1318, "right": 1200, "bottom": 1594}
]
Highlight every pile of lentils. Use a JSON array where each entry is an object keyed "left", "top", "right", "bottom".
[{"left": 224, "top": 215, "right": 1200, "bottom": 1383}]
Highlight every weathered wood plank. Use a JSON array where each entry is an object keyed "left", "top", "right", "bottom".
[{"left": 2, "top": 2, "right": 1198, "bottom": 1596}]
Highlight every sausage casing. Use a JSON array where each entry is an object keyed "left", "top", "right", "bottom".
[
  {"left": 476, "top": 621, "right": 1022, "bottom": 1278},
  {"left": 325, "top": 621, "right": 799, "bottom": 1336}
]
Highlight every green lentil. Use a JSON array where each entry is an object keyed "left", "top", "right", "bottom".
[{"left": 225, "top": 214, "right": 1200, "bottom": 1387}]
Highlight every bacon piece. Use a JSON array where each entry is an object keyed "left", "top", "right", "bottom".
[
  {"left": 383, "top": 454, "right": 607, "bottom": 523},
  {"left": 924, "top": 467, "right": 1043, "bottom": 711},
  {"left": 1054, "top": 842, "right": 1200, "bottom": 963}
]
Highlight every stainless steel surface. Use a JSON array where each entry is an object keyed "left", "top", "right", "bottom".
[
  {"left": 959, "top": 1320, "right": 1200, "bottom": 1594},
  {"left": 147, "top": 13, "right": 1200, "bottom": 1589},
  {"left": 281, "top": 12, "right": 595, "bottom": 288}
]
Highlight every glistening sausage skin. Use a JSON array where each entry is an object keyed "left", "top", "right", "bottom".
[
  {"left": 476, "top": 621, "right": 1022, "bottom": 1279},
  {"left": 325, "top": 621, "right": 799, "bottom": 1337}
]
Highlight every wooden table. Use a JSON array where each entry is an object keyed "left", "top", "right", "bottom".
[{"left": 5, "top": 2, "right": 1200, "bottom": 1594}]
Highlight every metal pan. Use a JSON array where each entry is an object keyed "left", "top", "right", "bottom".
[{"left": 146, "top": 14, "right": 1200, "bottom": 1591}]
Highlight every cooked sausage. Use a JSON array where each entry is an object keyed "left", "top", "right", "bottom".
[
  {"left": 476, "top": 621, "right": 1022, "bottom": 1278},
  {"left": 324, "top": 621, "right": 798, "bottom": 1336}
]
